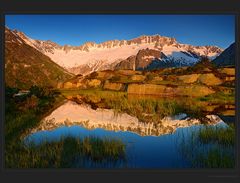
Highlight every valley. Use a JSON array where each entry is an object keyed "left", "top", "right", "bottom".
[{"left": 4, "top": 24, "right": 236, "bottom": 168}]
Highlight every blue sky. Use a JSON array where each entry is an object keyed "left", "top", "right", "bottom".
[{"left": 5, "top": 15, "right": 235, "bottom": 49}]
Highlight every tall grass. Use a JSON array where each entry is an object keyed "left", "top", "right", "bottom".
[
  {"left": 176, "top": 124, "right": 235, "bottom": 168},
  {"left": 61, "top": 89, "right": 226, "bottom": 124},
  {"left": 198, "top": 124, "right": 235, "bottom": 146},
  {"left": 5, "top": 86, "right": 127, "bottom": 168},
  {"left": 6, "top": 136, "right": 126, "bottom": 168},
  {"left": 62, "top": 89, "right": 185, "bottom": 123}
]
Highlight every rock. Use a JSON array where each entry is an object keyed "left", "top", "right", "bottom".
[
  {"left": 76, "top": 82, "right": 84, "bottom": 88},
  {"left": 65, "top": 96, "right": 73, "bottom": 100},
  {"left": 72, "top": 83, "right": 77, "bottom": 88},
  {"left": 86, "top": 79, "right": 101, "bottom": 88},
  {"left": 202, "top": 68, "right": 212, "bottom": 72},
  {"left": 152, "top": 76, "right": 163, "bottom": 82},
  {"left": 97, "top": 71, "right": 115, "bottom": 79},
  {"left": 127, "top": 84, "right": 166, "bottom": 95},
  {"left": 117, "top": 70, "right": 141, "bottom": 76},
  {"left": 177, "top": 85, "right": 215, "bottom": 97},
  {"left": 131, "top": 75, "right": 146, "bottom": 81},
  {"left": 127, "top": 84, "right": 215, "bottom": 97},
  {"left": 63, "top": 82, "right": 73, "bottom": 89},
  {"left": 198, "top": 73, "right": 223, "bottom": 85},
  {"left": 220, "top": 110, "right": 235, "bottom": 116},
  {"left": 86, "top": 95, "right": 101, "bottom": 104},
  {"left": 218, "top": 68, "right": 235, "bottom": 76},
  {"left": 178, "top": 74, "right": 200, "bottom": 84},
  {"left": 225, "top": 76, "right": 235, "bottom": 82},
  {"left": 103, "top": 81, "right": 124, "bottom": 91},
  {"left": 57, "top": 82, "right": 63, "bottom": 89}
]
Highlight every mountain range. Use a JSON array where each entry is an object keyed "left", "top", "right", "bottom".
[
  {"left": 10, "top": 27, "right": 223, "bottom": 75},
  {"left": 5, "top": 27, "right": 235, "bottom": 89}
]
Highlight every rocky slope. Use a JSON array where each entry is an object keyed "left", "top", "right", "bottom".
[
  {"left": 212, "top": 43, "right": 235, "bottom": 67},
  {"left": 10, "top": 27, "right": 223, "bottom": 75},
  {"left": 58, "top": 62, "right": 235, "bottom": 98},
  {"left": 5, "top": 27, "right": 74, "bottom": 89}
]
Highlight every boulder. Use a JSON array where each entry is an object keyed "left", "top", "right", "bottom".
[
  {"left": 178, "top": 74, "right": 200, "bottom": 84},
  {"left": 97, "top": 71, "right": 115, "bottom": 79},
  {"left": 57, "top": 82, "right": 63, "bottom": 89},
  {"left": 225, "top": 76, "right": 235, "bottom": 82},
  {"left": 198, "top": 73, "right": 223, "bottom": 85},
  {"left": 117, "top": 70, "right": 139, "bottom": 76},
  {"left": 63, "top": 82, "right": 73, "bottom": 89},
  {"left": 176, "top": 85, "right": 215, "bottom": 97},
  {"left": 127, "top": 84, "right": 215, "bottom": 97},
  {"left": 131, "top": 75, "right": 146, "bottom": 81},
  {"left": 151, "top": 76, "right": 163, "bottom": 82},
  {"left": 103, "top": 81, "right": 124, "bottom": 91},
  {"left": 128, "top": 84, "right": 166, "bottom": 95},
  {"left": 86, "top": 79, "right": 101, "bottom": 88},
  {"left": 218, "top": 68, "right": 235, "bottom": 76},
  {"left": 76, "top": 82, "right": 84, "bottom": 88}
]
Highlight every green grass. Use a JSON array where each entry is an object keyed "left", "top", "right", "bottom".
[
  {"left": 60, "top": 88, "right": 235, "bottom": 125},
  {"left": 198, "top": 124, "right": 235, "bottom": 146},
  {"left": 197, "top": 91, "right": 235, "bottom": 104},
  {"left": 6, "top": 136, "right": 126, "bottom": 168},
  {"left": 61, "top": 89, "right": 184, "bottom": 123},
  {"left": 5, "top": 86, "right": 126, "bottom": 168},
  {"left": 176, "top": 124, "right": 235, "bottom": 168}
]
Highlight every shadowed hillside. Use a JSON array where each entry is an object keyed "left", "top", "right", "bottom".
[
  {"left": 212, "top": 43, "right": 235, "bottom": 67},
  {"left": 5, "top": 27, "right": 74, "bottom": 89}
]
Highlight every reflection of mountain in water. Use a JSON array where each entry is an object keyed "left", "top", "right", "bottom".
[{"left": 30, "top": 101, "right": 223, "bottom": 137}]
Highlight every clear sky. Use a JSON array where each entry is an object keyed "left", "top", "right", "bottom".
[{"left": 5, "top": 15, "right": 235, "bottom": 49}]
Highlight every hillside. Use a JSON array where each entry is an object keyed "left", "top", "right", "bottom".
[
  {"left": 5, "top": 27, "right": 74, "bottom": 89},
  {"left": 58, "top": 60, "right": 235, "bottom": 98},
  {"left": 212, "top": 43, "right": 235, "bottom": 67}
]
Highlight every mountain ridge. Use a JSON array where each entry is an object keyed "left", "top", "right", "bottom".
[
  {"left": 5, "top": 27, "right": 74, "bottom": 89},
  {"left": 6, "top": 27, "right": 224, "bottom": 75}
]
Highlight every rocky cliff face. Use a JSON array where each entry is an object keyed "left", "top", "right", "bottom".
[
  {"left": 115, "top": 48, "right": 168, "bottom": 70},
  {"left": 8, "top": 27, "right": 223, "bottom": 75}
]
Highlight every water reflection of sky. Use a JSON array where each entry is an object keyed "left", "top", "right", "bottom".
[{"left": 25, "top": 121, "right": 228, "bottom": 168}]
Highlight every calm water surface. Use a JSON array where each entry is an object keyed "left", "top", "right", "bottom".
[{"left": 24, "top": 100, "right": 231, "bottom": 168}]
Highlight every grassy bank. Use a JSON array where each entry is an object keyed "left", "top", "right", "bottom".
[
  {"left": 5, "top": 86, "right": 126, "bottom": 168},
  {"left": 60, "top": 88, "right": 234, "bottom": 124},
  {"left": 61, "top": 89, "right": 185, "bottom": 123}
]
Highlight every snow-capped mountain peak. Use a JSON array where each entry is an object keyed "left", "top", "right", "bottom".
[{"left": 6, "top": 27, "right": 223, "bottom": 75}]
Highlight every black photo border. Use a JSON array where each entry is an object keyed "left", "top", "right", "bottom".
[{"left": 0, "top": 0, "right": 240, "bottom": 183}]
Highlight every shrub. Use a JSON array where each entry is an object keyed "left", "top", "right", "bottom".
[
  {"left": 145, "top": 74, "right": 154, "bottom": 81},
  {"left": 5, "top": 86, "right": 19, "bottom": 98},
  {"left": 109, "top": 75, "right": 121, "bottom": 82}
]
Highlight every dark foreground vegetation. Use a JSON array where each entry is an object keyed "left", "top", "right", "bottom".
[
  {"left": 5, "top": 86, "right": 126, "bottom": 168},
  {"left": 177, "top": 124, "right": 235, "bottom": 168}
]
